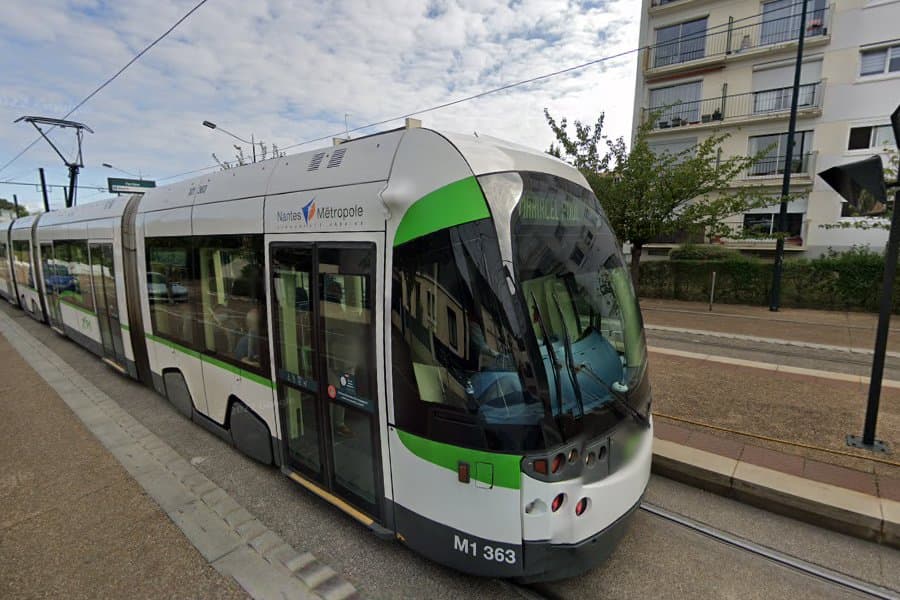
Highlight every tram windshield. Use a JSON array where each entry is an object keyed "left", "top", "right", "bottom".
[
  {"left": 508, "top": 172, "right": 647, "bottom": 421},
  {"left": 391, "top": 172, "right": 647, "bottom": 452}
]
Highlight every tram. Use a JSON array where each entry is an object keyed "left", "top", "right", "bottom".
[{"left": 0, "top": 122, "right": 653, "bottom": 582}]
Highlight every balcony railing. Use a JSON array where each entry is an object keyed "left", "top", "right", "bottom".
[
  {"left": 743, "top": 151, "right": 817, "bottom": 180},
  {"left": 648, "top": 7, "right": 830, "bottom": 71},
  {"left": 643, "top": 81, "right": 823, "bottom": 130}
]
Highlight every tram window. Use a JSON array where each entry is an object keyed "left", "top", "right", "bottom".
[
  {"left": 272, "top": 246, "right": 316, "bottom": 384},
  {"left": 391, "top": 221, "right": 546, "bottom": 452},
  {"left": 146, "top": 237, "right": 198, "bottom": 348},
  {"left": 62, "top": 241, "right": 95, "bottom": 312},
  {"left": 319, "top": 247, "right": 373, "bottom": 405},
  {"left": 197, "top": 235, "right": 269, "bottom": 374},
  {"left": 12, "top": 240, "right": 33, "bottom": 289},
  {"left": 0, "top": 242, "right": 9, "bottom": 283}
]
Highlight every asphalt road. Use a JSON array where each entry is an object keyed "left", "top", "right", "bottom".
[{"left": 7, "top": 305, "right": 899, "bottom": 599}]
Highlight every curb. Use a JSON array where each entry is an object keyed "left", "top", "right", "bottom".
[
  {"left": 0, "top": 312, "right": 359, "bottom": 600},
  {"left": 646, "top": 323, "right": 900, "bottom": 359},
  {"left": 652, "top": 438, "right": 900, "bottom": 549}
]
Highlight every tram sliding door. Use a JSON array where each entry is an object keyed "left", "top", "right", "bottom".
[
  {"left": 40, "top": 242, "right": 64, "bottom": 331},
  {"left": 270, "top": 242, "right": 382, "bottom": 519},
  {"left": 90, "top": 243, "right": 127, "bottom": 370}
]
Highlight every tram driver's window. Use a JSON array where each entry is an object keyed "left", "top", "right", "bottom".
[{"left": 197, "top": 235, "right": 268, "bottom": 372}]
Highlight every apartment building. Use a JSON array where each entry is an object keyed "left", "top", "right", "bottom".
[{"left": 631, "top": 0, "right": 900, "bottom": 257}]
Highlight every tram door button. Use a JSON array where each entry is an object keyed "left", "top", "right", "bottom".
[
  {"left": 458, "top": 462, "right": 470, "bottom": 484},
  {"left": 475, "top": 462, "right": 493, "bottom": 489}
]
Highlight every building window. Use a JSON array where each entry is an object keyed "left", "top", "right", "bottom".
[
  {"left": 848, "top": 125, "right": 895, "bottom": 151},
  {"left": 743, "top": 213, "right": 803, "bottom": 237},
  {"left": 197, "top": 235, "right": 269, "bottom": 374},
  {"left": 748, "top": 131, "right": 814, "bottom": 176},
  {"left": 761, "top": 0, "right": 827, "bottom": 46},
  {"left": 654, "top": 17, "right": 707, "bottom": 67},
  {"left": 649, "top": 81, "right": 702, "bottom": 125},
  {"left": 860, "top": 44, "right": 900, "bottom": 76},
  {"left": 648, "top": 138, "right": 697, "bottom": 162}
]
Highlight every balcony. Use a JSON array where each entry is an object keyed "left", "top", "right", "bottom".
[
  {"left": 643, "top": 81, "right": 824, "bottom": 133},
  {"left": 740, "top": 151, "right": 818, "bottom": 184},
  {"left": 645, "top": 7, "right": 831, "bottom": 76}
]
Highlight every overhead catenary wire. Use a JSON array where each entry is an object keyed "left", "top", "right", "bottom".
[
  {"left": 0, "top": 0, "right": 213, "bottom": 179},
  {"left": 158, "top": 0, "right": 815, "bottom": 184}
]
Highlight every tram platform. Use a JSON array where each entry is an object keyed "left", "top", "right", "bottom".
[
  {"left": 0, "top": 333, "right": 248, "bottom": 598},
  {"left": 0, "top": 310, "right": 348, "bottom": 600},
  {"left": 641, "top": 298, "right": 900, "bottom": 548}
]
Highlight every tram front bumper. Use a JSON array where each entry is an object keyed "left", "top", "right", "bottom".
[{"left": 518, "top": 497, "right": 641, "bottom": 583}]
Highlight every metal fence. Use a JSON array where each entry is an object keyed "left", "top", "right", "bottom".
[
  {"left": 648, "top": 7, "right": 830, "bottom": 70},
  {"left": 644, "top": 81, "right": 823, "bottom": 130},
  {"left": 744, "top": 151, "right": 817, "bottom": 179}
]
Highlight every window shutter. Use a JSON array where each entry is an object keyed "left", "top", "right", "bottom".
[{"left": 860, "top": 49, "right": 887, "bottom": 75}]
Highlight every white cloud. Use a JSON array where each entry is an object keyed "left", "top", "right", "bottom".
[{"left": 0, "top": 0, "right": 641, "bottom": 212}]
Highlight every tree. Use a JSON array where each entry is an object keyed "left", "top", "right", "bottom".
[
  {"left": 546, "top": 109, "right": 773, "bottom": 283},
  {"left": 0, "top": 198, "right": 29, "bottom": 218}
]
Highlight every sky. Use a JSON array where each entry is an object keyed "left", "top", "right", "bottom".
[{"left": 0, "top": 0, "right": 641, "bottom": 213}]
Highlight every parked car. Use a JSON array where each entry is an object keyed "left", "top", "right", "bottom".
[
  {"left": 44, "top": 263, "right": 79, "bottom": 294},
  {"left": 147, "top": 271, "right": 189, "bottom": 303}
]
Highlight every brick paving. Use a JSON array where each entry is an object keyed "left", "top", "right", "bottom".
[
  {"left": 0, "top": 332, "right": 247, "bottom": 600},
  {"left": 655, "top": 420, "right": 896, "bottom": 503}
]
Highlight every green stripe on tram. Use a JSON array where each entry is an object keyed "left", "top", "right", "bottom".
[
  {"left": 146, "top": 333, "right": 275, "bottom": 389},
  {"left": 396, "top": 429, "right": 522, "bottom": 490},
  {"left": 393, "top": 177, "right": 490, "bottom": 247},
  {"left": 59, "top": 298, "right": 96, "bottom": 317}
]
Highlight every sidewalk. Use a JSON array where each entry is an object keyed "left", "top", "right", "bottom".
[
  {"left": 0, "top": 310, "right": 353, "bottom": 600},
  {"left": 641, "top": 297, "right": 900, "bottom": 353},
  {"left": 0, "top": 334, "right": 247, "bottom": 599}
]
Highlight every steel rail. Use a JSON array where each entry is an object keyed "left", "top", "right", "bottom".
[{"left": 640, "top": 502, "right": 898, "bottom": 600}]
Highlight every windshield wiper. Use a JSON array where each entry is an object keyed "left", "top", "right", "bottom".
[
  {"left": 530, "top": 292, "right": 564, "bottom": 417},
  {"left": 551, "top": 292, "right": 586, "bottom": 419},
  {"left": 577, "top": 362, "right": 650, "bottom": 429}
]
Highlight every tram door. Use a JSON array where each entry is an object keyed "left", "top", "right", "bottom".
[
  {"left": 90, "top": 243, "right": 126, "bottom": 369},
  {"left": 271, "top": 242, "right": 381, "bottom": 519},
  {"left": 40, "top": 242, "right": 64, "bottom": 331}
]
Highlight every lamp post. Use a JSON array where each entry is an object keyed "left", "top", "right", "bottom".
[
  {"left": 202, "top": 120, "right": 257, "bottom": 163},
  {"left": 102, "top": 163, "right": 143, "bottom": 180},
  {"left": 817, "top": 104, "right": 900, "bottom": 454}
]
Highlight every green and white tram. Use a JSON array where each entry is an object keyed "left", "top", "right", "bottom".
[{"left": 5, "top": 122, "right": 652, "bottom": 581}]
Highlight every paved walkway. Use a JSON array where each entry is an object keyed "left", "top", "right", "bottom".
[
  {"left": 641, "top": 298, "right": 900, "bottom": 353},
  {"left": 0, "top": 333, "right": 247, "bottom": 599},
  {"left": 0, "top": 310, "right": 354, "bottom": 600}
]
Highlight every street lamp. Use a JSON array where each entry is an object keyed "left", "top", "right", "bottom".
[
  {"left": 202, "top": 120, "right": 257, "bottom": 163},
  {"left": 102, "top": 163, "right": 142, "bottom": 180}
]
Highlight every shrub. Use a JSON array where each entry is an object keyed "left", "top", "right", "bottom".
[
  {"left": 668, "top": 244, "right": 740, "bottom": 261},
  {"left": 638, "top": 246, "right": 899, "bottom": 313}
]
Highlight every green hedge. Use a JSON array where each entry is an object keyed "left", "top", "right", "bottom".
[{"left": 638, "top": 246, "right": 898, "bottom": 312}]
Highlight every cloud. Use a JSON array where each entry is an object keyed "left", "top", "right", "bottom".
[{"left": 0, "top": 0, "right": 640, "bottom": 212}]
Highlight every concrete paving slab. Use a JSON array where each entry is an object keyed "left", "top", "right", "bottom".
[
  {"left": 733, "top": 461, "right": 883, "bottom": 542},
  {"left": 0, "top": 309, "right": 356, "bottom": 600},
  {"left": 653, "top": 438, "right": 737, "bottom": 494}
]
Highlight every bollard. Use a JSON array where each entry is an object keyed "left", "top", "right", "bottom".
[{"left": 709, "top": 271, "right": 717, "bottom": 312}]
